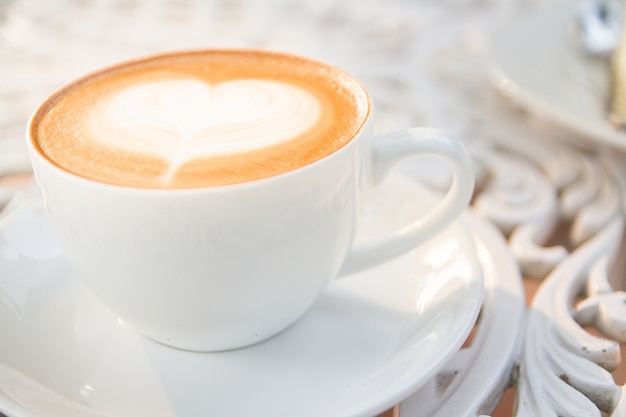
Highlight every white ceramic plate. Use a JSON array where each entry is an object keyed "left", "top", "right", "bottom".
[
  {"left": 0, "top": 174, "right": 482, "bottom": 417},
  {"left": 489, "top": 1, "right": 626, "bottom": 151}
]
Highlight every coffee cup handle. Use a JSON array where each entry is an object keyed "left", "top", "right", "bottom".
[{"left": 339, "top": 127, "right": 474, "bottom": 276}]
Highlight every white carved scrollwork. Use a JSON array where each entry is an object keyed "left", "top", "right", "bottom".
[
  {"left": 400, "top": 126, "right": 626, "bottom": 416},
  {"left": 472, "top": 142, "right": 565, "bottom": 278},
  {"left": 479, "top": 135, "right": 626, "bottom": 416},
  {"left": 517, "top": 216, "right": 625, "bottom": 416}
]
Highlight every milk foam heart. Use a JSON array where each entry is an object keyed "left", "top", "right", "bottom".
[
  {"left": 90, "top": 78, "right": 320, "bottom": 179},
  {"left": 88, "top": 79, "right": 320, "bottom": 158},
  {"left": 31, "top": 50, "right": 370, "bottom": 188}
]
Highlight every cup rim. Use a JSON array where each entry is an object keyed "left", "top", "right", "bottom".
[{"left": 26, "top": 48, "right": 373, "bottom": 194}]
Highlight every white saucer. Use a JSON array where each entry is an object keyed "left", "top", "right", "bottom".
[
  {"left": 488, "top": 2, "right": 626, "bottom": 151},
  {"left": 0, "top": 174, "right": 482, "bottom": 417}
]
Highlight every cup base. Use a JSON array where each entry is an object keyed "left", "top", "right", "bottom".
[{"left": 137, "top": 319, "right": 300, "bottom": 352}]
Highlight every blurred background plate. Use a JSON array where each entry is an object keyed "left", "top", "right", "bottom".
[{"left": 489, "top": 1, "right": 626, "bottom": 152}]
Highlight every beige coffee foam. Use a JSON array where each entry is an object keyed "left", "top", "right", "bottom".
[{"left": 31, "top": 51, "right": 370, "bottom": 188}]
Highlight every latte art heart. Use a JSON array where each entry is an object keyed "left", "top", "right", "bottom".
[
  {"left": 33, "top": 51, "right": 369, "bottom": 188},
  {"left": 89, "top": 78, "right": 320, "bottom": 181}
]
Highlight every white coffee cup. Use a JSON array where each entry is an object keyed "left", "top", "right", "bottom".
[{"left": 26, "top": 50, "right": 474, "bottom": 351}]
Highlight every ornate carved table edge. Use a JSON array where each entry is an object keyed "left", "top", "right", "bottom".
[{"left": 396, "top": 130, "right": 626, "bottom": 416}]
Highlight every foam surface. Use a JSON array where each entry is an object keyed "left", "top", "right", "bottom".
[
  {"left": 91, "top": 78, "right": 320, "bottom": 184},
  {"left": 31, "top": 51, "right": 369, "bottom": 188}
]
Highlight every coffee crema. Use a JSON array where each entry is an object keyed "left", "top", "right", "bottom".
[{"left": 30, "top": 50, "right": 370, "bottom": 188}]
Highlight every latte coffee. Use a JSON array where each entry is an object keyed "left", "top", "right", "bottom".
[
  {"left": 27, "top": 49, "right": 474, "bottom": 351},
  {"left": 30, "top": 50, "right": 370, "bottom": 188}
]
